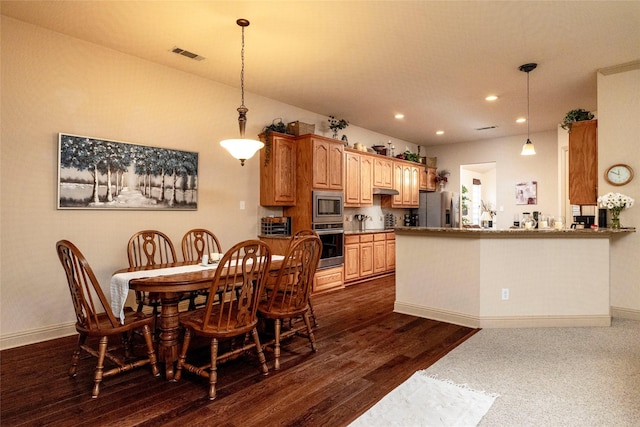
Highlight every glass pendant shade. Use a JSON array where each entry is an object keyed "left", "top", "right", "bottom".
[
  {"left": 220, "top": 138, "right": 264, "bottom": 166},
  {"left": 521, "top": 139, "right": 536, "bottom": 155}
]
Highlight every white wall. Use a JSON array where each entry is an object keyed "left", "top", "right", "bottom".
[
  {"left": 0, "top": 17, "right": 415, "bottom": 348},
  {"left": 598, "top": 66, "right": 640, "bottom": 318},
  {"left": 424, "top": 130, "right": 559, "bottom": 230}
]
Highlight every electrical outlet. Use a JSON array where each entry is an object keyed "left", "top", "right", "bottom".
[{"left": 501, "top": 288, "right": 509, "bottom": 300}]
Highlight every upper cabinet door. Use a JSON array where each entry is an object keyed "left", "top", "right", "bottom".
[
  {"left": 312, "top": 138, "right": 343, "bottom": 190},
  {"left": 373, "top": 157, "right": 393, "bottom": 189},
  {"left": 260, "top": 133, "right": 296, "bottom": 206},
  {"left": 569, "top": 120, "right": 598, "bottom": 205}
]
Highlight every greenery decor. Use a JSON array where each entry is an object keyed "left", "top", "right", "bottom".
[
  {"left": 261, "top": 118, "right": 292, "bottom": 166},
  {"left": 403, "top": 150, "right": 420, "bottom": 162},
  {"left": 561, "top": 109, "right": 594, "bottom": 132},
  {"left": 328, "top": 115, "right": 349, "bottom": 138}
]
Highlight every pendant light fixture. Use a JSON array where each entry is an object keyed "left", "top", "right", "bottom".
[
  {"left": 519, "top": 63, "right": 537, "bottom": 156},
  {"left": 220, "top": 19, "right": 264, "bottom": 166}
]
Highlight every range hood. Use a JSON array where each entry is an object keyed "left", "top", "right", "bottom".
[{"left": 372, "top": 187, "right": 400, "bottom": 196}]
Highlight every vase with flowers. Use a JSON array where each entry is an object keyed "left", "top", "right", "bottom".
[
  {"left": 328, "top": 115, "right": 349, "bottom": 139},
  {"left": 435, "top": 169, "right": 450, "bottom": 191},
  {"left": 597, "top": 192, "right": 634, "bottom": 229}
]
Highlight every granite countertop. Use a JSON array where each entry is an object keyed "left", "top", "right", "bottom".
[{"left": 394, "top": 226, "right": 636, "bottom": 238}]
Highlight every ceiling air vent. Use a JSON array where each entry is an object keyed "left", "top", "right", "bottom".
[
  {"left": 475, "top": 125, "right": 498, "bottom": 131},
  {"left": 171, "top": 47, "right": 206, "bottom": 61}
]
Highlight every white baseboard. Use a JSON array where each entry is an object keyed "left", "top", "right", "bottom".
[
  {"left": 394, "top": 302, "right": 480, "bottom": 328},
  {"left": 394, "top": 301, "right": 612, "bottom": 329},
  {"left": 611, "top": 306, "right": 640, "bottom": 321},
  {"left": 1, "top": 322, "right": 76, "bottom": 350}
]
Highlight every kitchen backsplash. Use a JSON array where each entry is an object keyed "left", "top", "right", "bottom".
[{"left": 344, "top": 202, "right": 406, "bottom": 232}]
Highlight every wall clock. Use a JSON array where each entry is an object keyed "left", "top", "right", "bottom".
[{"left": 604, "top": 164, "right": 634, "bottom": 186}]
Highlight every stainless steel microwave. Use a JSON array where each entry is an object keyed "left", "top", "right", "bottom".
[{"left": 312, "top": 190, "right": 344, "bottom": 224}]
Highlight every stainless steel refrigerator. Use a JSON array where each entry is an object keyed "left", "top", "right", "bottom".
[{"left": 418, "top": 191, "right": 460, "bottom": 228}]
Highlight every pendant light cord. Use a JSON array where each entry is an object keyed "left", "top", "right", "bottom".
[
  {"left": 240, "top": 25, "right": 245, "bottom": 109},
  {"left": 527, "top": 70, "right": 530, "bottom": 140}
]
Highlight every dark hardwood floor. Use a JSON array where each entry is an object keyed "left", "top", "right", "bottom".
[{"left": 1, "top": 276, "right": 478, "bottom": 427}]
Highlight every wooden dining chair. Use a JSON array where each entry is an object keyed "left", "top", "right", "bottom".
[
  {"left": 181, "top": 228, "right": 223, "bottom": 309},
  {"left": 291, "top": 229, "right": 321, "bottom": 327},
  {"left": 56, "top": 240, "right": 159, "bottom": 398},
  {"left": 258, "top": 235, "right": 321, "bottom": 370},
  {"left": 181, "top": 228, "right": 223, "bottom": 262},
  {"left": 127, "top": 230, "right": 177, "bottom": 315},
  {"left": 175, "top": 239, "right": 271, "bottom": 400}
]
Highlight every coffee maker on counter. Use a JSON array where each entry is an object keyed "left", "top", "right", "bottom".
[{"left": 403, "top": 212, "right": 419, "bottom": 227}]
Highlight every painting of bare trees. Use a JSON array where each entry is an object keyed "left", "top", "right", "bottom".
[{"left": 57, "top": 134, "right": 198, "bottom": 209}]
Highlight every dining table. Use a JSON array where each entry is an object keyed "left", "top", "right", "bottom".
[{"left": 110, "top": 256, "right": 284, "bottom": 380}]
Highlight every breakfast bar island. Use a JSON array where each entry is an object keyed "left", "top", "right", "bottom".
[{"left": 394, "top": 226, "right": 635, "bottom": 328}]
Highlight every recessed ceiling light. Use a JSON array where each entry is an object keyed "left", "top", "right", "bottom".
[
  {"left": 485, "top": 95, "right": 498, "bottom": 101},
  {"left": 516, "top": 117, "right": 526, "bottom": 123},
  {"left": 436, "top": 130, "right": 445, "bottom": 135},
  {"left": 394, "top": 113, "right": 405, "bottom": 119}
]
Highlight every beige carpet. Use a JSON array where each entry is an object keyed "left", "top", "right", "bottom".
[
  {"left": 349, "top": 371, "right": 498, "bottom": 426},
  {"left": 425, "top": 318, "right": 640, "bottom": 426}
]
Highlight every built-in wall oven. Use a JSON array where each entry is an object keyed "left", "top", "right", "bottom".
[{"left": 312, "top": 191, "right": 344, "bottom": 269}]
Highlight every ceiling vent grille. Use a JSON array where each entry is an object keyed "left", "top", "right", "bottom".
[
  {"left": 171, "top": 47, "right": 206, "bottom": 61},
  {"left": 476, "top": 125, "right": 498, "bottom": 131}
]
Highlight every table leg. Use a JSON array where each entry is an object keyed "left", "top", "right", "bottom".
[{"left": 158, "top": 292, "right": 181, "bottom": 381}]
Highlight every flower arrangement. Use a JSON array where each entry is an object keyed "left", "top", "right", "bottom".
[
  {"left": 328, "top": 115, "right": 349, "bottom": 138},
  {"left": 597, "top": 192, "right": 634, "bottom": 229},
  {"left": 435, "top": 169, "right": 450, "bottom": 184}
]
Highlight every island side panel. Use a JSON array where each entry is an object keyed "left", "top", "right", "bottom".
[
  {"left": 395, "top": 229, "right": 612, "bottom": 328},
  {"left": 479, "top": 238, "right": 610, "bottom": 327},
  {"left": 394, "top": 234, "right": 481, "bottom": 328}
]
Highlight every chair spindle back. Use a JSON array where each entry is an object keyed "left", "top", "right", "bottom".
[
  {"left": 56, "top": 240, "right": 120, "bottom": 330},
  {"left": 181, "top": 228, "right": 222, "bottom": 262},
  {"left": 127, "top": 230, "right": 176, "bottom": 267}
]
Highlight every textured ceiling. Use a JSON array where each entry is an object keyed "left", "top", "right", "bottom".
[{"left": 2, "top": 1, "right": 639, "bottom": 146}]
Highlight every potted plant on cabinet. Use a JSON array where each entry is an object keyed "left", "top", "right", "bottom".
[
  {"left": 328, "top": 115, "right": 349, "bottom": 139},
  {"left": 561, "top": 109, "right": 594, "bottom": 132}
]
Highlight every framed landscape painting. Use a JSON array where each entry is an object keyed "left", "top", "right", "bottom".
[{"left": 57, "top": 133, "right": 198, "bottom": 210}]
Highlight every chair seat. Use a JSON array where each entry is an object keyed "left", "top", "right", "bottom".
[
  {"left": 76, "top": 308, "right": 155, "bottom": 337},
  {"left": 258, "top": 300, "right": 309, "bottom": 320},
  {"left": 180, "top": 306, "right": 259, "bottom": 339}
]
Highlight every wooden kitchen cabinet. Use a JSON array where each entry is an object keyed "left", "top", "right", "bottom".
[
  {"left": 385, "top": 232, "right": 396, "bottom": 271},
  {"left": 420, "top": 166, "right": 437, "bottom": 192},
  {"left": 313, "top": 265, "right": 344, "bottom": 294},
  {"left": 344, "top": 234, "right": 360, "bottom": 282},
  {"left": 309, "top": 136, "right": 343, "bottom": 190},
  {"left": 344, "top": 150, "right": 373, "bottom": 207},
  {"left": 344, "top": 232, "right": 395, "bottom": 284},
  {"left": 569, "top": 120, "right": 598, "bottom": 205},
  {"left": 373, "top": 157, "right": 393, "bottom": 189},
  {"left": 383, "top": 160, "right": 419, "bottom": 208},
  {"left": 373, "top": 233, "right": 386, "bottom": 274},
  {"left": 260, "top": 132, "right": 296, "bottom": 206},
  {"left": 359, "top": 234, "right": 374, "bottom": 277},
  {"left": 284, "top": 135, "right": 344, "bottom": 232}
]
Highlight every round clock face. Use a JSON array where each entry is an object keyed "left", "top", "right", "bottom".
[{"left": 605, "top": 164, "right": 634, "bottom": 186}]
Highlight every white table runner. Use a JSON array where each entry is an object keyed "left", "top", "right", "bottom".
[
  {"left": 110, "top": 263, "right": 218, "bottom": 323},
  {"left": 110, "top": 255, "right": 284, "bottom": 323}
]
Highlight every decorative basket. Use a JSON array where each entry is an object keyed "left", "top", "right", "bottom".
[
  {"left": 426, "top": 157, "right": 437, "bottom": 167},
  {"left": 287, "top": 121, "right": 315, "bottom": 136}
]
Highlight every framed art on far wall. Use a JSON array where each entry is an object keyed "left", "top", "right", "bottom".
[
  {"left": 515, "top": 181, "right": 537, "bottom": 205},
  {"left": 57, "top": 133, "right": 198, "bottom": 210}
]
